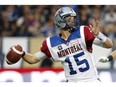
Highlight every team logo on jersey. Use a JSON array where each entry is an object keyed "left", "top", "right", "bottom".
[{"left": 58, "top": 45, "right": 63, "bottom": 50}]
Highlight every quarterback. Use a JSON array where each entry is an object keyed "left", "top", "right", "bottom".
[{"left": 9, "top": 7, "right": 113, "bottom": 82}]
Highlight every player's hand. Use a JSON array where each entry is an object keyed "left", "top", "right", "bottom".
[
  {"left": 89, "top": 19, "right": 100, "bottom": 36},
  {"left": 98, "top": 57, "right": 109, "bottom": 63}
]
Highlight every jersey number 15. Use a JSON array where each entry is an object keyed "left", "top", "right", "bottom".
[{"left": 65, "top": 52, "right": 90, "bottom": 75}]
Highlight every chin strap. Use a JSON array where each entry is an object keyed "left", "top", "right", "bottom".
[
  {"left": 67, "top": 27, "right": 75, "bottom": 32},
  {"left": 63, "top": 24, "right": 76, "bottom": 32}
]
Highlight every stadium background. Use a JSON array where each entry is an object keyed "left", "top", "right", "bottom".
[{"left": 0, "top": 5, "right": 116, "bottom": 82}]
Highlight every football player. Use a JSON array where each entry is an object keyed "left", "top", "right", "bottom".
[{"left": 10, "top": 7, "right": 113, "bottom": 82}]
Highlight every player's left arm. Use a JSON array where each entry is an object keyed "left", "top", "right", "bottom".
[{"left": 89, "top": 19, "right": 113, "bottom": 48}]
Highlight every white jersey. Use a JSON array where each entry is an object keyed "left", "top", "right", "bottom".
[{"left": 41, "top": 25, "right": 100, "bottom": 82}]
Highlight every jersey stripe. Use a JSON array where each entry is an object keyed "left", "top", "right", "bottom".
[{"left": 46, "top": 37, "right": 55, "bottom": 59}]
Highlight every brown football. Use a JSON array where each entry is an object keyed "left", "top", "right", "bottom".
[{"left": 6, "top": 45, "right": 23, "bottom": 64}]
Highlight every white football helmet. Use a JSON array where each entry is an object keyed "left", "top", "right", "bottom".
[{"left": 54, "top": 7, "right": 78, "bottom": 31}]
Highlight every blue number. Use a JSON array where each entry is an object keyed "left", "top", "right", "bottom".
[
  {"left": 65, "top": 52, "right": 90, "bottom": 75},
  {"left": 65, "top": 57, "right": 77, "bottom": 75}
]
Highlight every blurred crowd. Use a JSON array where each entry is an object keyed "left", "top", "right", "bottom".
[
  {"left": 78, "top": 5, "right": 116, "bottom": 41},
  {"left": 0, "top": 5, "right": 60, "bottom": 37},
  {"left": 0, "top": 5, "right": 116, "bottom": 39}
]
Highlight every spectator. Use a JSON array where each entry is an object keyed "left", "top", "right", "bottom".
[
  {"left": 40, "top": 14, "right": 59, "bottom": 37},
  {"left": 104, "top": 6, "right": 116, "bottom": 24}
]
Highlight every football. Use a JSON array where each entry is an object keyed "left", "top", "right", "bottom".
[{"left": 6, "top": 45, "right": 23, "bottom": 65}]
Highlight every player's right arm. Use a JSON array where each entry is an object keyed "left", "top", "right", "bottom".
[
  {"left": 22, "top": 39, "right": 51, "bottom": 64},
  {"left": 22, "top": 51, "right": 47, "bottom": 64}
]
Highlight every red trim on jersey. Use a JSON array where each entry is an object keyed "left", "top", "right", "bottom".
[
  {"left": 40, "top": 40, "right": 51, "bottom": 58},
  {"left": 84, "top": 26, "right": 95, "bottom": 53}
]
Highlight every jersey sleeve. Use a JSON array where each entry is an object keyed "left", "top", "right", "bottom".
[
  {"left": 40, "top": 39, "right": 51, "bottom": 58},
  {"left": 84, "top": 25, "right": 95, "bottom": 53}
]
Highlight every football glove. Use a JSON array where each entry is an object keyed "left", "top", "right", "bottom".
[{"left": 98, "top": 57, "right": 109, "bottom": 63}]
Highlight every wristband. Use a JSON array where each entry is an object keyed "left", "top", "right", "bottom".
[
  {"left": 22, "top": 51, "right": 25, "bottom": 57},
  {"left": 107, "top": 55, "right": 113, "bottom": 61},
  {"left": 97, "top": 32, "right": 107, "bottom": 42}
]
